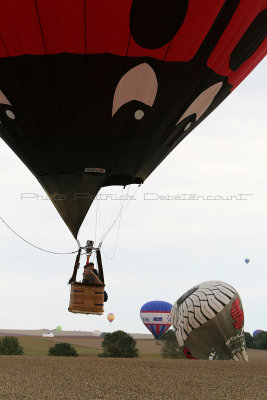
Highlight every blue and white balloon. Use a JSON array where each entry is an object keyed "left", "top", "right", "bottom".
[{"left": 140, "top": 300, "right": 172, "bottom": 339}]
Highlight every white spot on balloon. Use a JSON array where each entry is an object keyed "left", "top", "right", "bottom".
[
  {"left": 134, "top": 110, "right": 144, "bottom": 120},
  {"left": 6, "top": 110, "right": 15, "bottom": 120},
  {"left": 184, "top": 122, "right": 192, "bottom": 131}
]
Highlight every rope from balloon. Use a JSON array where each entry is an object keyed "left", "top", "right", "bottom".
[
  {"left": 99, "top": 184, "right": 140, "bottom": 260},
  {"left": 0, "top": 216, "right": 79, "bottom": 255}
]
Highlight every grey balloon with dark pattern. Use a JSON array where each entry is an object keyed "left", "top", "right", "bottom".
[{"left": 171, "top": 281, "right": 248, "bottom": 360}]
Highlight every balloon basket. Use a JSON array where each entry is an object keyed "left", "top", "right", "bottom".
[{"left": 68, "top": 282, "right": 105, "bottom": 315}]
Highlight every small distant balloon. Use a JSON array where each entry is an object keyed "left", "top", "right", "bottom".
[
  {"left": 56, "top": 326, "right": 62, "bottom": 331},
  {"left": 245, "top": 259, "right": 250, "bottom": 264},
  {"left": 253, "top": 329, "right": 264, "bottom": 337},
  {"left": 107, "top": 313, "right": 115, "bottom": 323}
]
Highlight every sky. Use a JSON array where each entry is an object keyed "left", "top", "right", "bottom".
[{"left": 0, "top": 57, "right": 266, "bottom": 336}]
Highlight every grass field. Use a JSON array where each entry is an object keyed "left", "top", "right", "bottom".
[
  {"left": 1, "top": 336, "right": 267, "bottom": 361},
  {"left": 0, "top": 336, "right": 100, "bottom": 357},
  {"left": 49, "top": 337, "right": 165, "bottom": 355},
  {"left": 0, "top": 356, "right": 266, "bottom": 400}
]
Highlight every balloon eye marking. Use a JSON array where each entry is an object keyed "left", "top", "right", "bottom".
[
  {"left": 0, "top": 90, "right": 11, "bottom": 106},
  {"left": 6, "top": 110, "right": 15, "bottom": 119},
  {"left": 176, "top": 82, "right": 223, "bottom": 126},
  {"left": 112, "top": 63, "right": 158, "bottom": 117},
  {"left": 134, "top": 110, "right": 144, "bottom": 120}
]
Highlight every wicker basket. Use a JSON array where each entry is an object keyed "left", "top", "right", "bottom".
[{"left": 68, "top": 282, "right": 105, "bottom": 315}]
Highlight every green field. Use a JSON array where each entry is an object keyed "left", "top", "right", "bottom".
[
  {"left": 0, "top": 336, "right": 101, "bottom": 357},
  {"left": 0, "top": 336, "right": 163, "bottom": 358},
  {"left": 0, "top": 336, "right": 160, "bottom": 358},
  {"left": 1, "top": 336, "right": 266, "bottom": 361}
]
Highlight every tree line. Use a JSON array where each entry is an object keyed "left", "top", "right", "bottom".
[
  {"left": 1, "top": 330, "right": 266, "bottom": 358},
  {"left": 245, "top": 331, "right": 267, "bottom": 350}
]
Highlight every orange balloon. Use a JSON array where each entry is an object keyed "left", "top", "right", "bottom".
[{"left": 107, "top": 313, "right": 115, "bottom": 323}]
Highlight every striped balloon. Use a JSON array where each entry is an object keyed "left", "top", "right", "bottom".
[{"left": 140, "top": 301, "right": 172, "bottom": 339}]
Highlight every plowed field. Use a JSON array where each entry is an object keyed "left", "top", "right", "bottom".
[{"left": 0, "top": 356, "right": 266, "bottom": 400}]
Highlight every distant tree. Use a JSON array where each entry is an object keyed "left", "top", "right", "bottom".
[
  {"left": 99, "top": 330, "right": 139, "bottom": 358},
  {"left": 48, "top": 342, "right": 78, "bottom": 357},
  {"left": 160, "top": 329, "right": 185, "bottom": 359},
  {"left": 0, "top": 336, "right": 24, "bottom": 355},
  {"left": 244, "top": 332, "right": 253, "bottom": 348},
  {"left": 250, "top": 331, "right": 267, "bottom": 350}
]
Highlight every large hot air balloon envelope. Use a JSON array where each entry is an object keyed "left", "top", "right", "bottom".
[
  {"left": 171, "top": 281, "right": 248, "bottom": 360},
  {"left": 140, "top": 300, "right": 172, "bottom": 339},
  {"left": 0, "top": 1, "right": 266, "bottom": 237}
]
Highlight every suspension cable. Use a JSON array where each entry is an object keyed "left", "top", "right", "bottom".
[
  {"left": 101, "top": 186, "right": 125, "bottom": 237},
  {"left": 101, "top": 187, "right": 108, "bottom": 238},
  {"left": 101, "top": 211, "right": 122, "bottom": 260},
  {"left": 100, "top": 184, "right": 140, "bottom": 259},
  {"left": 100, "top": 185, "right": 131, "bottom": 243},
  {"left": 0, "top": 216, "right": 79, "bottom": 255},
  {"left": 94, "top": 193, "right": 99, "bottom": 244}
]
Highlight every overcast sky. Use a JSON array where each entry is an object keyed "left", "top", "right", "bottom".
[{"left": 0, "top": 58, "right": 266, "bottom": 335}]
